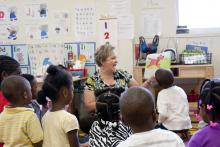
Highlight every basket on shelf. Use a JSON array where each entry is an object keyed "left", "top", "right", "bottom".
[{"left": 179, "top": 53, "right": 212, "bottom": 65}]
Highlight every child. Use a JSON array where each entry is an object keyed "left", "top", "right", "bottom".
[
  {"left": 188, "top": 78, "right": 220, "bottom": 147},
  {"left": 0, "top": 75, "right": 43, "bottom": 147},
  {"left": 117, "top": 87, "right": 184, "bottom": 147},
  {"left": 155, "top": 68, "right": 191, "bottom": 139},
  {"left": 39, "top": 65, "right": 79, "bottom": 147},
  {"left": 21, "top": 74, "right": 42, "bottom": 120},
  {"left": 0, "top": 55, "right": 21, "bottom": 112}
]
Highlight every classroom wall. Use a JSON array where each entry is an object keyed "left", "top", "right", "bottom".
[{"left": 1, "top": 0, "right": 220, "bottom": 77}]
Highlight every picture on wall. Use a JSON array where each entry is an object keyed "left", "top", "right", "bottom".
[
  {"left": 0, "top": 45, "right": 12, "bottom": 56},
  {"left": 0, "top": 24, "right": 18, "bottom": 41},
  {"left": 12, "top": 44, "right": 29, "bottom": 66},
  {"left": 24, "top": 3, "right": 48, "bottom": 19},
  {"left": 64, "top": 43, "right": 79, "bottom": 65},
  {"left": 79, "top": 42, "right": 95, "bottom": 64}
]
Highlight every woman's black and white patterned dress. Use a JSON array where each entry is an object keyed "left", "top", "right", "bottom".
[{"left": 85, "top": 70, "right": 133, "bottom": 147}]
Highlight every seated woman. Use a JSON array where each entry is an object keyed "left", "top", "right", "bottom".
[{"left": 83, "top": 44, "right": 140, "bottom": 147}]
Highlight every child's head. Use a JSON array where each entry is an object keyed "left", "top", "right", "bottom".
[
  {"left": 120, "top": 87, "right": 157, "bottom": 132},
  {"left": 199, "top": 78, "right": 220, "bottom": 123},
  {"left": 155, "top": 68, "right": 174, "bottom": 89},
  {"left": 0, "top": 55, "right": 21, "bottom": 86},
  {"left": 1, "top": 75, "right": 32, "bottom": 106},
  {"left": 21, "top": 74, "right": 37, "bottom": 99},
  {"left": 38, "top": 65, "right": 73, "bottom": 106}
]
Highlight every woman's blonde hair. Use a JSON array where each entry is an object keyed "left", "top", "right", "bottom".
[{"left": 95, "top": 44, "right": 115, "bottom": 67}]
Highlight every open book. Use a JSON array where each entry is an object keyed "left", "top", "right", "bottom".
[{"left": 144, "top": 52, "right": 171, "bottom": 79}]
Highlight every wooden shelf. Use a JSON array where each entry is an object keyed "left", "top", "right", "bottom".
[{"left": 133, "top": 64, "right": 214, "bottom": 84}]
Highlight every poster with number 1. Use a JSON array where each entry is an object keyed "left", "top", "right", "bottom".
[{"left": 98, "top": 18, "right": 118, "bottom": 47}]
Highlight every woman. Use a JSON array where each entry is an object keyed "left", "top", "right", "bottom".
[{"left": 83, "top": 44, "right": 147, "bottom": 147}]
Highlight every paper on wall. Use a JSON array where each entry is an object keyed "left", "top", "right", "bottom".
[
  {"left": 98, "top": 18, "right": 118, "bottom": 47},
  {"left": 73, "top": 6, "right": 96, "bottom": 38},
  {"left": 118, "top": 15, "right": 134, "bottom": 39},
  {"left": 107, "top": 0, "right": 131, "bottom": 16},
  {"left": 28, "top": 43, "right": 64, "bottom": 76},
  {"left": 79, "top": 42, "right": 95, "bottom": 64},
  {"left": 52, "top": 11, "right": 71, "bottom": 36},
  {"left": 0, "top": 4, "right": 18, "bottom": 21},
  {"left": 12, "top": 44, "right": 29, "bottom": 66},
  {"left": 141, "top": 9, "right": 161, "bottom": 37},
  {"left": 0, "top": 45, "right": 12, "bottom": 56},
  {"left": 25, "top": 24, "right": 48, "bottom": 40},
  {"left": 0, "top": 23, "right": 18, "bottom": 41},
  {"left": 24, "top": 3, "right": 48, "bottom": 20}
]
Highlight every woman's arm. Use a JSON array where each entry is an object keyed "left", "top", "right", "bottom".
[
  {"left": 128, "top": 78, "right": 139, "bottom": 87},
  {"left": 83, "top": 89, "right": 96, "bottom": 113},
  {"left": 129, "top": 76, "right": 155, "bottom": 88},
  {"left": 67, "top": 130, "right": 80, "bottom": 147}
]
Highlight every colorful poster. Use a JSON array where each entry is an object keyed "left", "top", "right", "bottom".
[
  {"left": 12, "top": 44, "right": 29, "bottom": 66},
  {"left": 64, "top": 43, "right": 78, "bottom": 63},
  {"left": 0, "top": 45, "right": 12, "bottom": 56},
  {"left": 144, "top": 52, "right": 171, "bottom": 79},
  {"left": 79, "top": 42, "right": 95, "bottom": 64}
]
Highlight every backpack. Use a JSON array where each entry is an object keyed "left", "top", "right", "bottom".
[
  {"left": 163, "top": 38, "right": 178, "bottom": 63},
  {"left": 139, "top": 35, "right": 159, "bottom": 54}
]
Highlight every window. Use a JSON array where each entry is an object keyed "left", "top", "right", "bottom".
[{"left": 178, "top": 0, "right": 220, "bottom": 29}]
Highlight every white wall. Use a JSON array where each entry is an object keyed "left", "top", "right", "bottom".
[{"left": 1, "top": 0, "right": 220, "bottom": 76}]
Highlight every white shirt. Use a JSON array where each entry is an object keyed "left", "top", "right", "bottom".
[
  {"left": 157, "top": 85, "right": 192, "bottom": 130},
  {"left": 116, "top": 128, "right": 184, "bottom": 147},
  {"left": 42, "top": 110, "right": 79, "bottom": 147}
]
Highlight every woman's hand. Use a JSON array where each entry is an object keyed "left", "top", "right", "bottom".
[{"left": 142, "top": 76, "right": 155, "bottom": 88}]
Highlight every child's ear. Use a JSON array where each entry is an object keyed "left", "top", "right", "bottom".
[
  {"left": 1, "top": 71, "right": 9, "bottom": 79},
  {"left": 61, "top": 87, "right": 68, "bottom": 98},
  {"left": 24, "top": 91, "right": 28, "bottom": 99}
]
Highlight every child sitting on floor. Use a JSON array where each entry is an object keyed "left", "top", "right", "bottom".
[
  {"left": 155, "top": 68, "right": 192, "bottom": 140},
  {"left": 117, "top": 87, "right": 184, "bottom": 147},
  {"left": 188, "top": 78, "right": 220, "bottom": 147},
  {"left": 0, "top": 75, "right": 43, "bottom": 147},
  {"left": 39, "top": 65, "right": 80, "bottom": 147}
]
